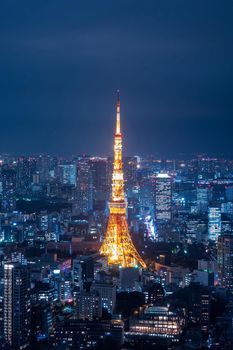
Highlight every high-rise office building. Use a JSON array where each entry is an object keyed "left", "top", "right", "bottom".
[
  {"left": 60, "top": 279, "right": 72, "bottom": 302},
  {"left": 91, "top": 280, "right": 116, "bottom": 314},
  {"left": 0, "top": 265, "right": 4, "bottom": 344},
  {"left": 4, "top": 263, "right": 31, "bottom": 350},
  {"left": 208, "top": 207, "right": 221, "bottom": 241},
  {"left": 139, "top": 177, "right": 154, "bottom": 214},
  {"left": 186, "top": 283, "right": 210, "bottom": 334},
  {"left": 59, "top": 163, "right": 77, "bottom": 186},
  {"left": 155, "top": 174, "right": 172, "bottom": 222},
  {"left": 1, "top": 167, "right": 17, "bottom": 212},
  {"left": 77, "top": 157, "right": 93, "bottom": 213},
  {"left": 196, "top": 185, "right": 211, "bottom": 213},
  {"left": 77, "top": 291, "right": 101, "bottom": 320},
  {"left": 124, "top": 156, "right": 138, "bottom": 192},
  {"left": 91, "top": 158, "right": 109, "bottom": 207},
  {"left": 16, "top": 157, "right": 31, "bottom": 195},
  {"left": 36, "top": 155, "right": 58, "bottom": 183},
  {"left": 217, "top": 235, "right": 233, "bottom": 292},
  {"left": 31, "top": 303, "right": 53, "bottom": 341},
  {"left": 73, "top": 256, "right": 94, "bottom": 295},
  {"left": 90, "top": 271, "right": 117, "bottom": 314}
]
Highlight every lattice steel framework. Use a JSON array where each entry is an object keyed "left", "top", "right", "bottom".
[{"left": 100, "top": 92, "right": 146, "bottom": 269}]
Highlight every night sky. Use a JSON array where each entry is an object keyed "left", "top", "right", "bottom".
[{"left": 0, "top": 1, "right": 233, "bottom": 156}]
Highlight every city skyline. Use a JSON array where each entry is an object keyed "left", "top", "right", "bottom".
[
  {"left": 0, "top": 1, "right": 233, "bottom": 156},
  {"left": 1, "top": 3, "right": 233, "bottom": 349}
]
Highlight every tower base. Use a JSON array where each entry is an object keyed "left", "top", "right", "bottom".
[{"left": 100, "top": 213, "right": 146, "bottom": 269}]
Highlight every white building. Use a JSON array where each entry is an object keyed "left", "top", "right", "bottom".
[
  {"left": 208, "top": 207, "right": 221, "bottom": 241},
  {"left": 155, "top": 174, "right": 172, "bottom": 222}
]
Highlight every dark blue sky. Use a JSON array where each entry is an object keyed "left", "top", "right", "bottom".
[{"left": 0, "top": 1, "right": 233, "bottom": 156}]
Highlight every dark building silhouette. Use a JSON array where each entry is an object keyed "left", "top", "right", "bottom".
[
  {"left": 4, "top": 263, "right": 31, "bottom": 350},
  {"left": 1, "top": 168, "right": 16, "bottom": 212}
]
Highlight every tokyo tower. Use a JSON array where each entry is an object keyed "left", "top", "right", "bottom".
[{"left": 100, "top": 92, "right": 146, "bottom": 269}]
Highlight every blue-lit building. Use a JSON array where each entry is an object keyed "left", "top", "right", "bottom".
[
  {"left": 59, "top": 163, "right": 77, "bottom": 186},
  {"left": 208, "top": 207, "right": 221, "bottom": 241},
  {"left": 217, "top": 235, "right": 233, "bottom": 292},
  {"left": 1, "top": 168, "right": 16, "bottom": 212}
]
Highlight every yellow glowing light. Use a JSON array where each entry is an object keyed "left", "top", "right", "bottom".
[{"left": 100, "top": 93, "right": 146, "bottom": 269}]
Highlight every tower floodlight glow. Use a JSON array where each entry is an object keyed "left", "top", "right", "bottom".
[{"left": 100, "top": 92, "right": 146, "bottom": 269}]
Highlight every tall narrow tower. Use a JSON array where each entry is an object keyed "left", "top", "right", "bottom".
[{"left": 100, "top": 92, "right": 146, "bottom": 269}]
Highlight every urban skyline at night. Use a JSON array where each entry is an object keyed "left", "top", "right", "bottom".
[{"left": 1, "top": 2, "right": 233, "bottom": 350}]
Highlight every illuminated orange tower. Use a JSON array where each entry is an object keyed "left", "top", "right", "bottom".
[{"left": 100, "top": 92, "right": 146, "bottom": 269}]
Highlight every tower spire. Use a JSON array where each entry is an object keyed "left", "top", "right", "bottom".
[{"left": 116, "top": 90, "right": 121, "bottom": 135}]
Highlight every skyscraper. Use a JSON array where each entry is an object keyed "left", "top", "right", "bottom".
[
  {"left": 59, "top": 163, "right": 77, "bottom": 186},
  {"left": 76, "top": 157, "right": 93, "bottom": 213},
  {"left": 196, "top": 185, "right": 211, "bottom": 213},
  {"left": 100, "top": 92, "right": 146, "bottom": 269},
  {"left": 73, "top": 256, "right": 94, "bottom": 295},
  {"left": 124, "top": 156, "right": 138, "bottom": 192},
  {"left": 0, "top": 264, "right": 4, "bottom": 344},
  {"left": 208, "top": 207, "right": 221, "bottom": 241},
  {"left": 1, "top": 167, "right": 17, "bottom": 212},
  {"left": 155, "top": 174, "right": 172, "bottom": 223},
  {"left": 37, "top": 154, "right": 57, "bottom": 183},
  {"left": 217, "top": 235, "right": 233, "bottom": 292},
  {"left": 16, "top": 157, "right": 31, "bottom": 195},
  {"left": 91, "top": 158, "right": 109, "bottom": 206},
  {"left": 4, "top": 263, "right": 31, "bottom": 349}
]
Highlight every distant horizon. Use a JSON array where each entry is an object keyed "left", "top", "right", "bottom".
[{"left": 0, "top": 151, "right": 233, "bottom": 160}]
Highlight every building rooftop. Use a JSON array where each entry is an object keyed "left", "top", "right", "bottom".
[
  {"left": 144, "top": 306, "right": 169, "bottom": 314},
  {"left": 156, "top": 173, "right": 171, "bottom": 179}
]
